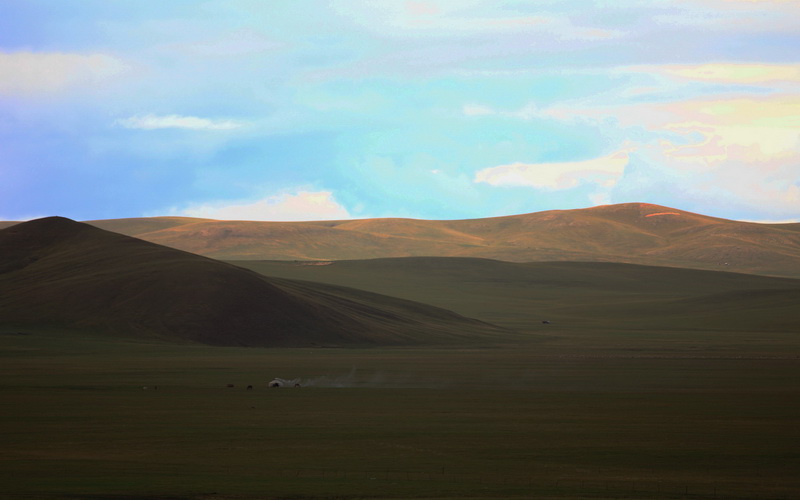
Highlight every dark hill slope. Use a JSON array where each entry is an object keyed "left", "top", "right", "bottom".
[
  {"left": 235, "top": 257, "right": 800, "bottom": 333},
  {"left": 0, "top": 218, "right": 506, "bottom": 346},
  {"left": 77, "top": 203, "right": 800, "bottom": 278}
]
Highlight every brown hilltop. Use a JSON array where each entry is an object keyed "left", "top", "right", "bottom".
[
  {"left": 0, "top": 217, "right": 506, "bottom": 346},
  {"left": 82, "top": 203, "right": 800, "bottom": 278}
]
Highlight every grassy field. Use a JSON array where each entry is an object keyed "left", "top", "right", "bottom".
[
  {"left": 3, "top": 220, "right": 799, "bottom": 498},
  {"left": 0, "top": 218, "right": 511, "bottom": 348},
  {"left": 2, "top": 328, "right": 799, "bottom": 499},
  {"left": 234, "top": 258, "right": 800, "bottom": 336}
]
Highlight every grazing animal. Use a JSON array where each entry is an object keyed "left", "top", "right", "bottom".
[
  {"left": 247, "top": 385, "right": 253, "bottom": 390},
  {"left": 226, "top": 384, "right": 235, "bottom": 388}
]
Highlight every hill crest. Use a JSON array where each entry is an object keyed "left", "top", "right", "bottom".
[
  {"left": 0, "top": 217, "right": 507, "bottom": 346},
  {"left": 3, "top": 204, "right": 799, "bottom": 278},
  {"left": 86, "top": 203, "right": 800, "bottom": 278}
]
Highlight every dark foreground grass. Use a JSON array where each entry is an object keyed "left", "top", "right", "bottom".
[{"left": 1, "top": 330, "right": 799, "bottom": 499}]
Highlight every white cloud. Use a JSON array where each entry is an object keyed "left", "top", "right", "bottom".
[
  {"left": 627, "top": 144, "right": 800, "bottom": 220},
  {"left": 630, "top": 95, "right": 799, "bottom": 163},
  {"left": 534, "top": 91, "right": 800, "bottom": 219},
  {"left": 742, "top": 217, "right": 800, "bottom": 224},
  {"left": 0, "top": 51, "right": 128, "bottom": 95},
  {"left": 510, "top": 92, "right": 800, "bottom": 167},
  {"left": 330, "top": 0, "right": 622, "bottom": 40},
  {"left": 462, "top": 60, "right": 800, "bottom": 218},
  {"left": 176, "top": 190, "right": 352, "bottom": 221},
  {"left": 116, "top": 114, "right": 245, "bottom": 130},
  {"left": 474, "top": 149, "right": 631, "bottom": 190}
]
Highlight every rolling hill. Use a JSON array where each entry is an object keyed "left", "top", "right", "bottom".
[
  {"left": 234, "top": 257, "right": 800, "bottom": 334},
  {"left": 0, "top": 217, "right": 508, "bottom": 347},
  {"left": 77, "top": 203, "right": 800, "bottom": 278}
]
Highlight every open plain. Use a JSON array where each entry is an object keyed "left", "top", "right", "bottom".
[
  {"left": 1, "top": 207, "right": 799, "bottom": 499},
  {"left": 1, "top": 328, "right": 799, "bottom": 499}
]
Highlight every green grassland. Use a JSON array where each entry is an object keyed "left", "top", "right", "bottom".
[{"left": 2, "top": 324, "right": 799, "bottom": 499}]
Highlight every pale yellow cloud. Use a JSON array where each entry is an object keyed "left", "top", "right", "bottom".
[
  {"left": 503, "top": 89, "right": 799, "bottom": 216},
  {"left": 639, "top": 95, "right": 800, "bottom": 164},
  {"left": 657, "top": 63, "right": 800, "bottom": 85},
  {"left": 466, "top": 61, "right": 798, "bottom": 215},
  {"left": 178, "top": 190, "right": 352, "bottom": 221},
  {"left": 474, "top": 149, "right": 630, "bottom": 190},
  {"left": 540, "top": 94, "right": 799, "bottom": 165}
]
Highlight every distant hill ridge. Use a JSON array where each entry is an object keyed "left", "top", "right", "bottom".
[
  {"left": 2, "top": 203, "right": 799, "bottom": 278},
  {"left": 0, "top": 217, "right": 506, "bottom": 346},
  {"left": 81, "top": 203, "right": 800, "bottom": 278}
]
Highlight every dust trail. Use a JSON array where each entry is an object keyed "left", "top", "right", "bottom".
[
  {"left": 303, "top": 367, "right": 384, "bottom": 387},
  {"left": 270, "top": 367, "right": 452, "bottom": 388}
]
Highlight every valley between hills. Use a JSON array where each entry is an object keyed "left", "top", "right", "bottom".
[
  {"left": 2, "top": 203, "right": 800, "bottom": 499},
  {"left": 2, "top": 202, "right": 799, "bottom": 347}
]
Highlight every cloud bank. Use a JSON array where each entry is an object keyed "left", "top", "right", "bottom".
[
  {"left": 2, "top": 2, "right": 798, "bottom": 222},
  {"left": 176, "top": 190, "right": 352, "bottom": 222},
  {"left": 474, "top": 149, "right": 631, "bottom": 190}
]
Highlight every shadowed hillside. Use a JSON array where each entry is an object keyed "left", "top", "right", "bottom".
[
  {"left": 78, "top": 203, "right": 800, "bottom": 278},
  {"left": 0, "top": 218, "right": 508, "bottom": 347},
  {"left": 235, "top": 257, "right": 800, "bottom": 334}
]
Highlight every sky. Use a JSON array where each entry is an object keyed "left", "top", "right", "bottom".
[{"left": 1, "top": 0, "right": 798, "bottom": 223}]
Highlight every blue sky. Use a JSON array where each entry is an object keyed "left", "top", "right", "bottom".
[{"left": 1, "top": 0, "right": 798, "bottom": 222}]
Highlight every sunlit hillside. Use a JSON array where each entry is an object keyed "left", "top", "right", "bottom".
[{"left": 77, "top": 203, "right": 800, "bottom": 278}]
